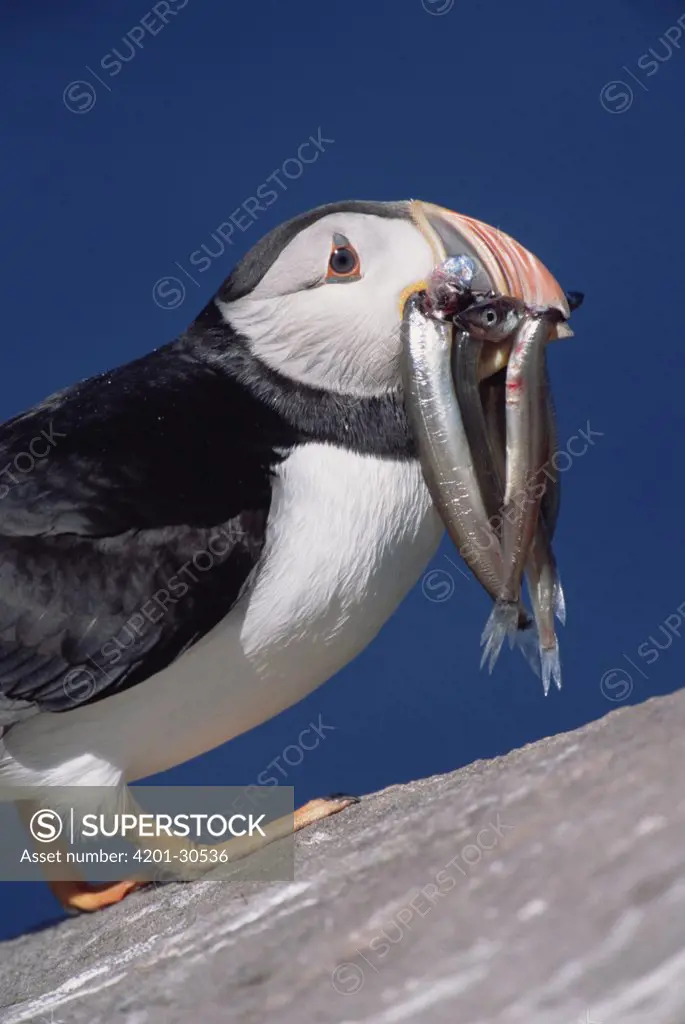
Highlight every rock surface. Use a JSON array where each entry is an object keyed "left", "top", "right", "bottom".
[{"left": 1, "top": 690, "right": 685, "bottom": 1024}]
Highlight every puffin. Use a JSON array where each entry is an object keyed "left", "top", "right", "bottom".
[{"left": 0, "top": 200, "right": 569, "bottom": 912}]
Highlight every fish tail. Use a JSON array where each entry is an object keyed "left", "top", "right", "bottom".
[
  {"left": 480, "top": 601, "right": 520, "bottom": 674},
  {"left": 553, "top": 577, "right": 566, "bottom": 626},
  {"left": 540, "top": 644, "right": 562, "bottom": 696}
]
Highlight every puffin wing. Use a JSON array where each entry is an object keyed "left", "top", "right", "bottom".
[{"left": 0, "top": 333, "right": 289, "bottom": 714}]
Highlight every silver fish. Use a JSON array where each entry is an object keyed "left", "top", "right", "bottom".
[
  {"left": 480, "top": 310, "right": 560, "bottom": 672},
  {"left": 451, "top": 329, "right": 503, "bottom": 522},
  {"left": 452, "top": 319, "right": 546, "bottom": 678},
  {"left": 458, "top": 344, "right": 565, "bottom": 688},
  {"left": 455, "top": 295, "right": 525, "bottom": 346},
  {"left": 509, "top": 356, "right": 564, "bottom": 690},
  {"left": 526, "top": 369, "right": 566, "bottom": 691},
  {"left": 401, "top": 294, "right": 504, "bottom": 601},
  {"left": 480, "top": 361, "right": 565, "bottom": 691}
]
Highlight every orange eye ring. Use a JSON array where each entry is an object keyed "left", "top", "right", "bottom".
[{"left": 326, "top": 238, "right": 361, "bottom": 282}]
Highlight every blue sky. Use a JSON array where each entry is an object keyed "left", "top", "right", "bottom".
[{"left": 1, "top": 0, "right": 684, "bottom": 941}]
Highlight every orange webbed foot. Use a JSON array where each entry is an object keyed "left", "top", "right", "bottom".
[{"left": 49, "top": 878, "right": 146, "bottom": 914}]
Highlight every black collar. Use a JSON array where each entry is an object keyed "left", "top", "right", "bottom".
[{"left": 183, "top": 301, "right": 415, "bottom": 460}]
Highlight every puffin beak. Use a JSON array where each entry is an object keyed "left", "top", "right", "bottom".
[{"left": 410, "top": 201, "right": 573, "bottom": 379}]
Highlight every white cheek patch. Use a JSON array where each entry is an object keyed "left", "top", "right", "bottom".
[{"left": 221, "top": 214, "right": 436, "bottom": 395}]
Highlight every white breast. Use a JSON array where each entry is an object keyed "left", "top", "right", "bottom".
[
  {"left": 241, "top": 444, "right": 443, "bottom": 676},
  {"left": 0, "top": 446, "right": 443, "bottom": 788}
]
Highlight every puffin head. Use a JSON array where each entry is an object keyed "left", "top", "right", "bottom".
[{"left": 214, "top": 199, "right": 570, "bottom": 396}]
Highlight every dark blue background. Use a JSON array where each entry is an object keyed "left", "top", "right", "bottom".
[{"left": 1, "top": 0, "right": 684, "bottom": 941}]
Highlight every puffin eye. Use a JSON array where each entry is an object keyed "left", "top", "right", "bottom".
[{"left": 326, "top": 235, "right": 361, "bottom": 282}]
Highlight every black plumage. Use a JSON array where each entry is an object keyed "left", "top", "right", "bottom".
[{"left": 0, "top": 302, "right": 412, "bottom": 714}]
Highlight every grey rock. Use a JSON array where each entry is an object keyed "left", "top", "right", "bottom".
[{"left": 1, "top": 690, "right": 684, "bottom": 1024}]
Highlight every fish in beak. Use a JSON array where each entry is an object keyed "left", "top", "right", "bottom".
[
  {"left": 475, "top": 357, "right": 567, "bottom": 694},
  {"left": 524, "top": 368, "right": 567, "bottom": 693},
  {"left": 454, "top": 300, "right": 566, "bottom": 692},
  {"left": 410, "top": 200, "right": 572, "bottom": 376},
  {"left": 400, "top": 207, "right": 580, "bottom": 690},
  {"left": 400, "top": 293, "right": 531, "bottom": 632},
  {"left": 406, "top": 200, "right": 573, "bottom": 380},
  {"left": 479, "top": 311, "right": 560, "bottom": 662}
]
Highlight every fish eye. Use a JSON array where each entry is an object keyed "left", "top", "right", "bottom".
[
  {"left": 483, "top": 309, "right": 498, "bottom": 326},
  {"left": 326, "top": 235, "right": 361, "bottom": 282}
]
